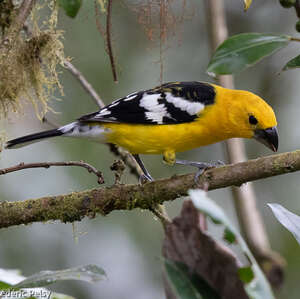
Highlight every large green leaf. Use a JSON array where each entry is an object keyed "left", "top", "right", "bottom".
[
  {"left": 0, "top": 268, "right": 72, "bottom": 299},
  {"left": 268, "top": 203, "right": 300, "bottom": 244},
  {"left": 14, "top": 265, "right": 106, "bottom": 288},
  {"left": 0, "top": 264, "right": 106, "bottom": 299},
  {"left": 164, "top": 259, "right": 220, "bottom": 299},
  {"left": 58, "top": 0, "right": 82, "bottom": 18},
  {"left": 0, "top": 269, "right": 23, "bottom": 289},
  {"left": 283, "top": 54, "right": 300, "bottom": 71},
  {"left": 189, "top": 189, "right": 275, "bottom": 299},
  {"left": 207, "top": 33, "right": 290, "bottom": 76}
]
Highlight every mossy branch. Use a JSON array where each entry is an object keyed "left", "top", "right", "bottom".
[{"left": 1, "top": 150, "right": 300, "bottom": 229}]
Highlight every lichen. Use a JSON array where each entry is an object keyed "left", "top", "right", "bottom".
[{"left": 0, "top": 0, "right": 65, "bottom": 119}]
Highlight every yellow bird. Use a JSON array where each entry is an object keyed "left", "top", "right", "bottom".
[{"left": 5, "top": 81, "right": 278, "bottom": 181}]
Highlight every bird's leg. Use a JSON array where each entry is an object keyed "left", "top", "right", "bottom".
[
  {"left": 162, "top": 150, "right": 224, "bottom": 181},
  {"left": 175, "top": 159, "right": 224, "bottom": 182},
  {"left": 132, "top": 154, "right": 154, "bottom": 183},
  {"left": 132, "top": 154, "right": 170, "bottom": 225}
]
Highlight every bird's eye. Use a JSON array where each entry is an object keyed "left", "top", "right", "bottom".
[{"left": 249, "top": 115, "right": 258, "bottom": 125}]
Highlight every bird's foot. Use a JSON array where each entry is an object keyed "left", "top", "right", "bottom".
[{"left": 175, "top": 159, "right": 225, "bottom": 182}]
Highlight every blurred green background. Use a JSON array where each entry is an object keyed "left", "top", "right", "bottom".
[{"left": 1, "top": 0, "right": 300, "bottom": 298}]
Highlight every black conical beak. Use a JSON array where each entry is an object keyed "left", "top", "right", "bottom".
[{"left": 254, "top": 126, "right": 278, "bottom": 152}]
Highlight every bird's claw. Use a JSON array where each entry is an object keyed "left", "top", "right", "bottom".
[
  {"left": 211, "top": 160, "right": 225, "bottom": 167},
  {"left": 175, "top": 159, "right": 225, "bottom": 183}
]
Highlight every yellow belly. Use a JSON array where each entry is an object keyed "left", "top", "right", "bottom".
[{"left": 102, "top": 121, "right": 228, "bottom": 155}]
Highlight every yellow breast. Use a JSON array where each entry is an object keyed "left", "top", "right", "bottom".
[{"left": 102, "top": 118, "right": 230, "bottom": 155}]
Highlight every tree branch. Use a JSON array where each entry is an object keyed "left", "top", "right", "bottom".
[
  {"left": 0, "top": 0, "right": 35, "bottom": 50},
  {"left": 0, "top": 161, "right": 104, "bottom": 184},
  {"left": 1, "top": 150, "right": 300, "bottom": 229}
]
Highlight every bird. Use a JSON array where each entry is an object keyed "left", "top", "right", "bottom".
[{"left": 5, "top": 81, "right": 278, "bottom": 181}]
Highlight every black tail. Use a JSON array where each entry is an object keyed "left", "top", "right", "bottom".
[{"left": 5, "top": 128, "right": 63, "bottom": 149}]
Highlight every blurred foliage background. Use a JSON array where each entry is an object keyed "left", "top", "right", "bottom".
[{"left": 1, "top": 0, "right": 300, "bottom": 298}]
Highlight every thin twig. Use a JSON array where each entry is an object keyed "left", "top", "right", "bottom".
[
  {"left": 110, "top": 159, "right": 125, "bottom": 184},
  {"left": 149, "top": 205, "right": 171, "bottom": 226},
  {"left": 63, "top": 60, "right": 104, "bottom": 108},
  {"left": 0, "top": 161, "right": 104, "bottom": 184},
  {"left": 205, "top": 0, "right": 283, "bottom": 288},
  {"left": 0, "top": 0, "right": 35, "bottom": 50},
  {"left": 94, "top": 0, "right": 106, "bottom": 37},
  {"left": 108, "top": 143, "right": 143, "bottom": 178},
  {"left": 106, "top": 0, "right": 118, "bottom": 82}
]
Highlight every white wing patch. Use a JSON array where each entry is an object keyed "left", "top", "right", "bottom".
[
  {"left": 165, "top": 93, "right": 204, "bottom": 115},
  {"left": 139, "top": 94, "right": 162, "bottom": 110},
  {"left": 144, "top": 111, "right": 165, "bottom": 123},
  {"left": 140, "top": 93, "right": 171, "bottom": 123}
]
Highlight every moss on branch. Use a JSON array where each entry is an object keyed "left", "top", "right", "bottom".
[{"left": 1, "top": 150, "right": 300, "bottom": 229}]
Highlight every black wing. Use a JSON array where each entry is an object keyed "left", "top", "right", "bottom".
[{"left": 78, "top": 81, "right": 216, "bottom": 125}]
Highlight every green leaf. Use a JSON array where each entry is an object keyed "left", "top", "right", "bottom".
[
  {"left": 207, "top": 33, "right": 290, "bottom": 76},
  {"left": 238, "top": 267, "right": 255, "bottom": 283},
  {"left": 268, "top": 203, "right": 300, "bottom": 244},
  {"left": 58, "top": 0, "right": 82, "bottom": 18},
  {"left": 0, "top": 265, "right": 105, "bottom": 299},
  {"left": 0, "top": 281, "right": 11, "bottom": 290},
  {"left": 283, "top": 54, "right": 300, "bottom": 70},
  {"left": 0, "top": 268, "right": 75, "bottom": 299},
  {"left": 14, "top": 265, "right": 106, "bottom": 289},
  {"left": 223, "top": 228, "right": 236, "bottom": 244},
  {"left": 164, "top": 259, "right": 220, "bottom": 299},
  {"left": 189, "top": 189, "right": 275, "bottom": 299},
  {"left": 0, "top": 268, "right": 24, "bottom": 289}
]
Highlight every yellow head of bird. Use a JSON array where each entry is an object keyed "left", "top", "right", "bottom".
[{"left": 225, "top": 89, "right": 278, "bottom": 151}]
